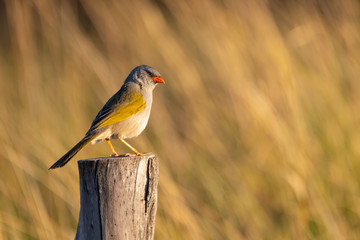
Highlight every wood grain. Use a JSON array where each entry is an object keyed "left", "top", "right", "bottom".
[{"left": 75, "top": 154, "right": 159, "bottom": 240}]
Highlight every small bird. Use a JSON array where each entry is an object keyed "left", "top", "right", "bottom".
[{"left": 49, "top": 65, "right": 165, "bottom": 169}]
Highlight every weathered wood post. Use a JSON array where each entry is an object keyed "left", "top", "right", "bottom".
[{"left": 75, "top": 153, "right": 159, "bottom": 240}]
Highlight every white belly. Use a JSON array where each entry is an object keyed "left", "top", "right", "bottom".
[
  {"left": 91, "top": 105, "right": 151, "bottom": 144},
  {"left": 111, "top": 106, "right": 151, "bottom": 139}
]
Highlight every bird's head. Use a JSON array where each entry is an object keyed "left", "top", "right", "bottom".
[{"left": 126, "top": 65, "right": 165, "bottom": 91}]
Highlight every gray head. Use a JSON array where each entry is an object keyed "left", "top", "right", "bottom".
[{"left": 125, "top": 65, "right": 165, "bottom": 90}]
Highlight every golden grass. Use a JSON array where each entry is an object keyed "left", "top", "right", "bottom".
[{"left": 1, "top": 0, "right": 360, "bottom": 239}]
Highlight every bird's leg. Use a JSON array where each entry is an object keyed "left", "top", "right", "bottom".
[
  {"left": 106, "top": 138, "right": 118, "bottom": 156},
  {"left": 118, "top": 137, "right": 141, "bottom": 155}
]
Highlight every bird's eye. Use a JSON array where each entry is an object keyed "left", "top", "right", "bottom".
[{"left": 145, "top": 70, "right": 153, "bottom": 77}]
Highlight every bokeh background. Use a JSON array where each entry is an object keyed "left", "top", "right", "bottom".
[{"left": 1, "top": 0, "right": 360, "bottom": 239}]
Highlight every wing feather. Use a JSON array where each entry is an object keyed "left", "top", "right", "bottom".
[{"left": 88, "top": 86, "right": 145, "bottom": 132}]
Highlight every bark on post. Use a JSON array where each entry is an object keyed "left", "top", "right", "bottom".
[{"left": 75, "top": 154, "right": 159, "bottom": 240}]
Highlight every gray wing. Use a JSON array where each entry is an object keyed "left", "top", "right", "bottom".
[{"left": 87, "top": 85, "right": 127, "bottom": 134}]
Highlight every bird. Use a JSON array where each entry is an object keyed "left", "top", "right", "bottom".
[{"left": 49, "top": 65, "right": 165, "bottom": 169}]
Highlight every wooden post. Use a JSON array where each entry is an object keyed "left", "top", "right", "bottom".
[{"left": 75, "top": 154, "right": 159, "bottom": 240}]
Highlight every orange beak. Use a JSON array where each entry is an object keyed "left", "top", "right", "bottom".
[{"left": 153, "top": 76, "right": 165, "bottom": 84}]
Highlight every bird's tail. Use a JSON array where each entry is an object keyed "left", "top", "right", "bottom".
[{"left": 49, "top": 135, "right": 95, "bottom": 170}]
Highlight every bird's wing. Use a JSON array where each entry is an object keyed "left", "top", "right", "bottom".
[{"left": 89, "top": 88, "right": 146, "bottom": 131}]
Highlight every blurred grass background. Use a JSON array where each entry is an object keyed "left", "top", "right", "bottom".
[{"left": 0, "top": 0, "right": 360, "bottom": 239}]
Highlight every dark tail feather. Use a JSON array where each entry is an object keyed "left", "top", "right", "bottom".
[{"left": 49, "top": 136, "right": 94, "bottom": 170}]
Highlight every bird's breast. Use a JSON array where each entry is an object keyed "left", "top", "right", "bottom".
[
  {"left": 110, "top": 105, "right": 151, "bottom": 139},
  {"left": 90, "top": 98, "right": 152, "bottom": 144}
]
